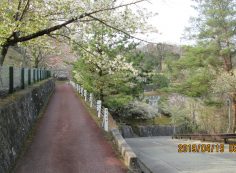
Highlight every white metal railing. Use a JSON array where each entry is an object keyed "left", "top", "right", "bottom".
[{"left": 70, "top": 81, "right": 109, "bottom": 132}]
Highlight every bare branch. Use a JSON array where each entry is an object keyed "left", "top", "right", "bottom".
[
  {"left": 14, "top": 0, "right": 22, "bottom": 21},
  {"left": 87, "top": 0, "right": 146, "bottom": 16},
  {"left": 19, "top": 0, "right": 30, "bottom": 21}
]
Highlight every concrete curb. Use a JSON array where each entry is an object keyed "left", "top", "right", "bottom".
[
  {"left": 111, "top": 128, "right": 138, "bottom": 169},
  {"left": 137, "top": 159, "right": 153, "bottom": 173}
]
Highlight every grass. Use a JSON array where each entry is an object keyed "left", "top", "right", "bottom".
[
  {"left": 0, "top": 78, "right": 53, "bottom": 107},
  {"left": 154, "top": 116, "right": 172, "bottom": 125}
]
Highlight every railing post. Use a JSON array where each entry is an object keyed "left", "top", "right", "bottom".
[
  {"left": 76, "top": 84, "right": 79, "bottom": 92},
  {"left": 42, "top": 69, "right": 44, "bottom": 80},
  {"left": 90, "top": 93, "right": 93, "bottom": 107},
  {"left": 104, "top": 108, "right": 109, "bottom": 131},
  {"left": 40, "top": 69, "right": 42, "bottom": 80},
  {"left": 39, "top": 69, "right": 41, "bottom": 81},
  {"left": 97, "top": 100, "right": 102, "bottom": 118},
  {"left": 33, "top": 69, "right": 35, "bottom": 83},
  {"left": 38, "top": 69, "right": 40, "bottom": 81},
  {"left": 78, "top": 85, "right": 81, "bottom": 93},
  {"left": 81, "top": 87, "right": 84, "bottom": 96},
  {"left": 9, "top": 66, "right": 14, "bottom": 94},
  {"left": 44, "top": 69, "right": 46, "bottom": 79},
  {"left": 84, "top": 90, "right": 87, "bottom": 101},
  {"left": 37, "top": 69, "right": 39, "bottom": 82},
  {"left": 36, "top": 69, "right": 38, "bottom": 81},
  {"left": 80, "top": 86, "right": 82, "bottom": 95},
  {"left": 21, "top": 68, "right": 25, "bottom": 89},
  {"left": 28, "top": 69, "right": 31, "bottom": 85}
]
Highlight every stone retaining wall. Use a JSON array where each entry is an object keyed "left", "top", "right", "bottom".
[
  {"left": 121, "top": 125, "right": 181, "bottom": 138},
  {"left": 0, "top": 79, "right": 55, "bottom": 173},
  {"left": 136, "top": 125, "right": 177, "bottom": 137}
]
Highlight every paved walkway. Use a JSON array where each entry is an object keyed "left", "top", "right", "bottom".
[
  {"left": 127, "top": 137, "right": 236, "bottom": 173},
  {"left": 14, "top": 84, "right": 126, "bottom": 173}
]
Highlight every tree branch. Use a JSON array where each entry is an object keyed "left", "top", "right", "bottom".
[
  {"left": 14, "top": 0, "right": 22, "bottom": 21},
  {"left": 73, "top": 41, "right": 98, "bottom": 58},
  {"left": 19, "top": 0, "right": 30, "bottom": 21},
  {"left": 5, "top": 0, "right": 147, "bottom": 46},
  {"left": 48, "top": 33, "right": 71, "bottom": 41},
  {"left": 87, "top": 0, "right": 146, "bottom": 16},
  {"left": 16, "top": 17, "right": 77, "bottom": 43},
  {"left": 88, "top": 14, "right": 157, "bottom": 44}
]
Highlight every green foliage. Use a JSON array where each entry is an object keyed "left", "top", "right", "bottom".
[
  {"left": 0, "top": 0, "right": 50, "bottom": 45},
  {"left": 151, "top": 74, "right": 169, "bottom": 89},
  {"left": 173, "top": 69, "right": 213, "bottom": 97},
  {"left": 73, "top": 59, "right": 96, "bottom": 93},
  {"left": 166, "top": 45, "right": 218, "bottom": 97},
  {"left": 204, "top": 99, "right": 223, "bottom": 107},
  {"left": 104, "top": 94, "right": 133, "bottom": 113},
  {"left": 188, "top": 0, "right": 236, "bottom": 71}
]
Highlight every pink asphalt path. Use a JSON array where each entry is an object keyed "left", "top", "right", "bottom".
[{"left": 14, "top": 83, "right": 127, "bottom": 173}]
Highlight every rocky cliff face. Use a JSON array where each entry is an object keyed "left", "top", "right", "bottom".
[{"left": 0, "top": 79, "right": 55, "bottom": 173}]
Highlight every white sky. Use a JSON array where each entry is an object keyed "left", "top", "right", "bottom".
[{"left": 135, "top": 0, "right": 197, "bottom": 45}]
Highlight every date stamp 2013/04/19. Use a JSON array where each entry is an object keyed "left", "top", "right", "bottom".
[{"left": 178, "top": 144, "right": 236, "bottom": 153}]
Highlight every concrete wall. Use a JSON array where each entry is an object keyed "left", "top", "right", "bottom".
[{"left": 0, "top": 79, "right": 55, "bottom": 173}]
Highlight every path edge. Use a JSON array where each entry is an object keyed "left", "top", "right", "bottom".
[{"left": 111, "top": 128, "right": 153, "bottom": 173}]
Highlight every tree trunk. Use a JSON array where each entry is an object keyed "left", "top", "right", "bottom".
[
  {"left": 223, "top": 55, "right": 233, "bottom": 72},
  {"left": 98, "top": 70, "right": 104, "bottom": 102},
  {"left": 99, "top": 88, "right": 104, "bottom": 102},
  {"left": 221, "top": 53, "right": 235, "bottom": 133},
  {"left": 232, "top": 93, "right": 236, "bottom": 133},
  {"left": 34, "top": 56, "right": 39, "bottom": 68},
  {"left": 0, "top": 45, "right": 10, "bottom": 66}
]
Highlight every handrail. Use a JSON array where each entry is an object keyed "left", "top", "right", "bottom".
[
  {"left": 70, "top": 81, "right": 111, "bottom": 132},
  {"left": 0, "top": 65, "right": 51, "bottom": 97}
]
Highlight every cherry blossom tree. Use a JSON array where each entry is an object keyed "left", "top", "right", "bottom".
[{"left": 0, "top": 0, "right": 147, "bottom": 65}]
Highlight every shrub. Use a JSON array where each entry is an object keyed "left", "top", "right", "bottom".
[
  {"left": 104, "top": 94, "right": 133, "bottom": 114},
  {"left": 152, "top": 74, "right": 169, "bottom": 89},
  {"left": 120, "top": 101, "right": 159, "bottom": 120}
]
